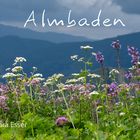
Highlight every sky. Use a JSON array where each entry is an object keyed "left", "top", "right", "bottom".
[{"left": 0, "top": 0, "right": 140, "bottom": 40}]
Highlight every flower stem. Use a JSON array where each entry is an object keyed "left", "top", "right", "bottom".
[{"left": 61, "top": 91, "right": 75, "bottom": 129}]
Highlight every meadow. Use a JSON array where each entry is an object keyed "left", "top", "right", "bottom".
[{"left": 0, "top": 40, "right": 140, "bottom": 140}]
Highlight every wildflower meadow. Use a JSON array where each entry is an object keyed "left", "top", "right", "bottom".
[{"left": 0, "top": 41, "right": 140, "bottom": 140}]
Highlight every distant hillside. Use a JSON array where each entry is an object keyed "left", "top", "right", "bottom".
[
  {"left": 0, "top": 32, "right": 139, "bottom": 76},
  {"left": 0, "top": 24, "right": 91, "bottom": 43}
]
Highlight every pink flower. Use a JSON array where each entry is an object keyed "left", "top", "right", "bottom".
[{"left": 56, "top": 116, "right": 68, "bottom": 126}]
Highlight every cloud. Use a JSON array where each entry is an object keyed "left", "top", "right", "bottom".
[
  {"left": 58, "top": 0, "right": 112, "bottom": 13},
  {"left": 0, "top": 0, "right": 67, "bottom": 21},
  {"left": 113, "top": 0, "right": 140, "bottom": 14}
]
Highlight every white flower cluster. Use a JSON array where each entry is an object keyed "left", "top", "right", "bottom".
[
  {"left": 89, "top": 91, "right": 99, "bottom": 96},
  {"left": 2, "top": 73, "right": 16, "bottom": 78},
  {"left": 66, "top": 77, "right": 85, "bottom": 84},
  {"left": 33, "top": 73, "right": 43, "bottom": 78},
  {"left": 88, "top": 73, "right": 101, "bottom": 78},
  {"left": 12, "top": 66, "right": 23, "bottom": 73},
  {"left": 71, "top": 73, "right": 80, "bottom": 76},
  {"left": 109, "top": 69, "right": 120, "bottom": 75},
  {"left": 14, "top": 57, "right": 26, "bottom": 65},
  {"left": 80, "top": 45, "right": 93, "bottom": 50},
  {"left": 78, "top": 57, "right": 84, "bottom": 62},
  {"left": 45, "top": 74, "right": 64, "bottom": 85},
  {"left": 70, "top": 55, "right": 78, "bottom": 61}
]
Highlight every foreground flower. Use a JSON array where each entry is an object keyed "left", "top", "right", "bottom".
[
  {"left": 94, "top": 51, "right": 104, "bottom": 64},
  {"left": 107, "top": 83, "right": 118, "bottom": 96},
  {"left": 56, "top": 116, "right": 68, "bottom": 126}
]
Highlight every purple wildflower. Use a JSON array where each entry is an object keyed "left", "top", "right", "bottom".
[
  {"left": 0, "top": 84, "right": 9, "bottom": 95},
  {"left": 40, "top": 86, "right": 48, "bottom": 96},
  {"left": 56, "top": 116, "right": 68, "bottom": 126},
  {"left": 64, "top": 84, "right": 95, "bottom": 95},
  {"left": 112, "top": 40, "right": 121, "bottom": 68},
  {"left": 95, "top": 52, "right": 104, "bottom": 64},
  {"left": 107, "top": 83, "right": 118, "bottom": 96},
  {"left": 128, "top": 46, "right": 140, "bottom": 65},
  {"left": 125, "top": 71, "right": 133, "bottom": 80},
  {"left": 112, "top": 40, "right": 121, "bottom": 49},
  {"left": 0, "top": 95, "right": 9, "bottom": 110}
]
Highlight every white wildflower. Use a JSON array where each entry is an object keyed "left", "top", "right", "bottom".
[
  {"left": 88, "top": 73, "right": 101, "bottom": 78},
  {"left": 72, "top": 73, "right": 80, "bottom": 76},
  {"left": 109, "top": 69, "right": 119, "bottom": 75},
  {"left": 33, "top": 73, "right": 43, "bottom": 78},
  {"left": 92, "top": 52, "right": 96, "bottom": 56},
  {"left": 66, "top": 79, "right": 78, "bottom": 84},
  {"left": 56, "top": 74, "right": 64, "bottom": 79},
  {"left": 2, "top": 73, "right": 16, "bottom": 78},
  {"left": 80, "top": 45, "right": 93, "bottom": 50},
  {"left": 52, "top": 90, "right": 60, "bottom": 94},
  {"left": 129, "top": 66, "right": 136, "bottom": 70},
  {"left": 15, "top": 74, "right": 23, "bottom": 77},
  {"left": 14, "top": 57, "right": 26, "bottom": 65},
  {"left": 6, "top": 68, "right": 11, "bottom": 72},
  {"left": 77, "top": 77, "right": 85, "bottom": 82},
  {"left": 78, "top": 57, "right": 84, "bottom": 62},
  {"left": 44, "top": 74, "right": 64, "bottom": 85},
  {"left": 57, "top": 83, "right": 65, "bottom": 89},
  {"left": 66, "top": 77, "right": 85, "bottom": 84},
  {"left": 33, "top": 77, "right": 44, "bottom": 81},
  {"left": 119, "top": 112, "right": 125, "bottom": 116},
  {"left": 33, "top": 67, "right": 37, "bottom": 71},
  {"left": 70, "top": 55, "right": 78, "bottom": 61},
  {"left": 12, "top": 66, "right": 23, "bottom": 73},
  {"left": 89, "top": 91, "right": 99, "bottom": 96},
  {"left": 44, "top": 79, "right": 53, "bottom": 86}
]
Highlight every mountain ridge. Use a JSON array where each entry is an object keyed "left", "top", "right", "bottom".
[
  {"left": 0, "top": 24, "right": 91, "bottom": 43},
  {"left": 0, "top": 32, "right": 139, "bottom": 76}
]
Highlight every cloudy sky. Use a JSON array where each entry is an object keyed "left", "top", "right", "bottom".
[{"left": 0, "top": 0, "right": 140, "bottom": 39}]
